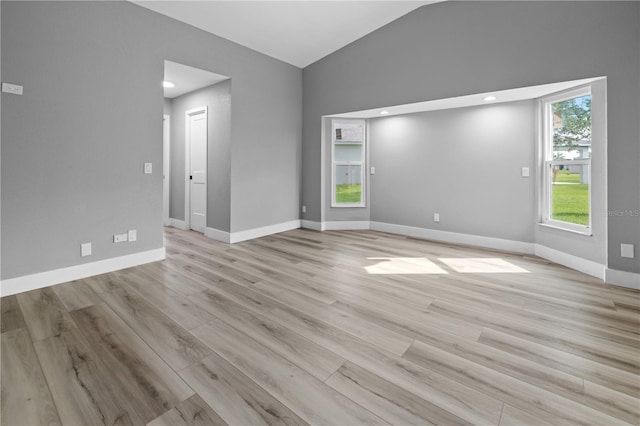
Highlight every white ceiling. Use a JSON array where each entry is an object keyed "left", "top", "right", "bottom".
[
  {"left": 134, "top": 1, "right": 437, "bottom": 68},
  {"left": 328, "top": 78, "right": 602, "bottom": 119},
  {"left": 164, "top": 60, "right": 230, "bottom": 98}
]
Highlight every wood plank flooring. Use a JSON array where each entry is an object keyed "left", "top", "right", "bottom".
[{"left": 2, "top": 227, "right": 639, "bottom": 425}]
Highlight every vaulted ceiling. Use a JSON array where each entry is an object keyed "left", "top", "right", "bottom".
[{"left": 133, "top": 1, "right": 440, "bottom": 68}]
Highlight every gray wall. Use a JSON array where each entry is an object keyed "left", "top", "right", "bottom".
[
  {"left": 1, "top": 1, "right": 301, "bottom": 280},
  {"left": 230, "top": 64, "right": 302, "bottom": 232},
  {"left": 168, "top": 80, "right": 232, "bottom": 232},
  {"left": 370, "top": 101, "right": 536, "bottom": 243},
  {"left": 302, "top": 1, "right": 640, "bottom": 273},
  {"left": 163, "top": 98, "right": 172, "bottom": 116},
  {"left": 0, "top": 2, "right": 3, "bottom": 277}
]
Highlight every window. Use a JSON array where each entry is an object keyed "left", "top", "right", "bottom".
[
  {"left": 332, "top": 120, "right": 365, "bottom": 207},
  {"left": 541, "top": 86, "right": 592, "bottom": 233}
]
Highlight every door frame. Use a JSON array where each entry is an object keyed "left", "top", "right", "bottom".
[
  {"left": 163, "top": 114, "right": 171, "bottom": 226},
  {"left": 184, "top": 105, "right": 208, "bottom": 230}
]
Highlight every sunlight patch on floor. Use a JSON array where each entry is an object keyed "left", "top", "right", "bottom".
[
  {"left": 438, "top": 258, "right": 530, "bottom": 273},
  {"left": 365, "top": 257, "right": 448, "bottom": 275}
]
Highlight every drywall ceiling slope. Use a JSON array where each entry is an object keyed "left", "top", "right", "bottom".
[
  {"left": 133, "top": 1, "right": 437, "bottom": 68},
  {"left": 329, "top": 78, "right": 602, "bottom": 118}
]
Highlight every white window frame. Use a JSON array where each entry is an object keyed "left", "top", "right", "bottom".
[
  {"left": 540, "top": 85, "right": 592, "bottom": 235},
  {"left": 331, "top": 119, "right": 366, "bottom": 208}
]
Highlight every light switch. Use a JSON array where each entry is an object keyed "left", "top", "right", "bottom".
[
  {"left": 370, "top": 166, "right": 376, "bottom": 175},
  {"left": 621, "top": 243, "right": 635, "bottom": 258},
  {"left": 144, "top": 163, "right": 152, "bottom": 174},
  {"left": 521, "top": 167, "right": 530, "bottom": 177}
]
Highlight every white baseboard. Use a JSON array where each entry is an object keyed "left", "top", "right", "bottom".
[
  {"left": 301, "top": 220, "right": 325, "bottom": 231},
  {"left": 605, "top": 268, "right": 640, "bottom": 290},
  {"left": 301, "top": 220, "right": 614, "bottom": 282},
  {"left": 169, "top": 218, "right": 187, "bottom": 230},
  {"left": 0, "top": 248, "right": 166, "bottom": 297},
  {"left": 325, "top": 221, "right": 371, "bottom": 231},
  {"left": 534, "top": 244, "right": 605, "bottom": 280},
  {"left": 205, "top": 227, "right": 231, "bottom": 244},
  {"left": 370, "top": 221, "right": 535, "bottom": 254},
  {"left": 195, "top": 218, "right": 633, "bottom": 287},
  {"left": 301, "top": 220, "right": 371, "bottom": 231},
  {"left": 230, "top": 220, "right": 301, "bottom": 244}
]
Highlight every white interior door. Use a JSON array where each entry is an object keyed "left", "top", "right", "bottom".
[{"left": 187, "top": 107, "right": 207, "bottom": 232}]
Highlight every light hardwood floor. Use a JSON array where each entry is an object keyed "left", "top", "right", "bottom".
[{"left": 2, "top": 227, "right": 639, "bottom": 425}]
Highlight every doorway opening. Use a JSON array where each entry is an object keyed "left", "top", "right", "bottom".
[{"left": 162, "top": 60, "right": 231, "bottom": 235}]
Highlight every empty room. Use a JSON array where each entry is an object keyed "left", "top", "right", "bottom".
[{"left": 1, "top": 1, "right": 639, "bottom": 425}]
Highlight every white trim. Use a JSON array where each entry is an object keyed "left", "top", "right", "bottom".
[
  {"left": 301, "top": 220, "right": 325, "bottom": 231},
  {"left": 301, "top": 220, "right": 370, "bottom": 231},
  {"left": 169, "top": 218, "right": 187, "bottom": 230},
  {"left": 535, "top": 98, "right": 544, "bottom": 224},
  {"left": 538, "top": 222, "right": 594, "bottom": 236},
  {"left": 185, "top": 105, "right": 208, "bottom": 231},
  {"left": 325, "top": 221, "right": 371, "bottom": 231},
  {"left": 543, "top": 84, "right": 592, "bottom": 105},
  {"left": 605, "top": 268, "right": 640, "bottom": 290},
  {"left": 204, "top": 227, "right": 231, "bottom": 244},
  {"left": 534, "top": 244, "right": 605, "bottom": 280},
  {"left": 370, "top": 221, "right": 535, "bottom": 254},
  {"left": 163, "top": 114, "right": 171, "bottom": 227},
  {"left": 0, "top": 248, "right": 166, "bottom": 297},
  {"left": 230, "top": 220, "right": 301, "bottom": 244},
  {"left": 320, "top": 117, "right": 326, "bottom": 225}
]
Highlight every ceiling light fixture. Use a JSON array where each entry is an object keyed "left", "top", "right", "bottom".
[
  {"left": 380, "top": 110, "right": 389, "bottom": 115},
  {"left": 483, "top": 96, "right": 497, "bottom": 101},
  {"left": 162, "top": 80, "right": 175, "bottom": 88}
]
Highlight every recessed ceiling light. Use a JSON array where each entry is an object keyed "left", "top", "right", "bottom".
[
  {"left": 483, "top": 96, "right": 497, "bottom": 101},
  {"left": 162, "top": 80, "right": 175, "bottom": 88},
  {"left": 380, "top": 110, "right": 389, "bottom": 115}
]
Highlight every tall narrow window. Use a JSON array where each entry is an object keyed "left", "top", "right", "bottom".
[
  {"left": 332, "top": 120, "right": 365, "bottom": 207},
  {"left": 541, "top": 86, "right": 592, "bottom": 233}
]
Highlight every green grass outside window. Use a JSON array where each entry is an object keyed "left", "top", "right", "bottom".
[
  {"left": 336, "top": 184, "right": 362, "bottom": 203},
  {"left": 551, "top": 171, "right": 589, "bottom": 226}
]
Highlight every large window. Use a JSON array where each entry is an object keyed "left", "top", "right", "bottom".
[
  {"left": 332, "top": 120, "right": 365, "bottom": 207},
  {"left": 541, "top": 86, "right": 592, "bottom": 233}
]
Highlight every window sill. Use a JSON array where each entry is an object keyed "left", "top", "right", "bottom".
[
  {"left": 538, "top": 222, "right": 593, "bottom": 236},
  {"left": 331, "top": 204, "right": 367, "bottom": 208}
]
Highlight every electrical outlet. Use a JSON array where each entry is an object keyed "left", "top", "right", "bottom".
[
  {"left": 621, "top": 243, "right": 634, "bottom": 259},
  {"left": 128, "top": 229, "right": 137, "bottom": 242},
  {"left": 2, "top": 82, "right": 23, "bottom": 95},
  {"left": 521, "top": 167, "right": 530, "bottom": 177},
  {"left": 302, "top": 205, "right": 306, "bottom": 213},
  {"left": 81, "top": 242, "right": 92, "bottom": 257},
  {"left": 434, "top": 213, "right": 440, "bottom": 223},
  {"left": 114, "top": 233, "right": 128, "bottom": 243}
]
